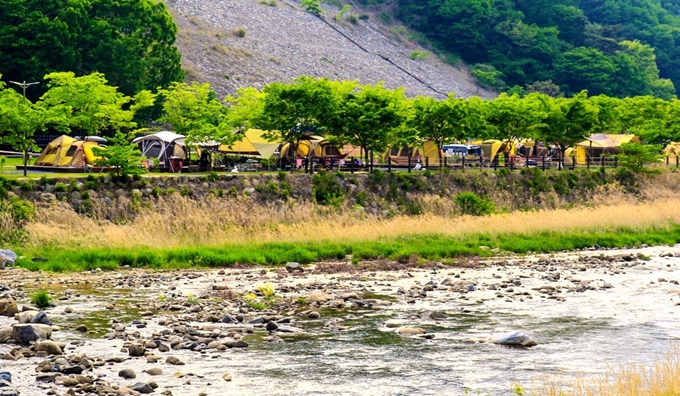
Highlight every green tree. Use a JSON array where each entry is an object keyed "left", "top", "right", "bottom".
[
  {"left": 93, "top": 131, "right": 146, "bottom": 179},
  {"left": 536, "top": 91, "right": 600, "bottom": 169},
  {"left": 0, "top": 77, "right": 50, "bottom": 176},
  {"left": 616, "top": 141, "right": 663, "bottom": 174},
  {"left": 410, "top": 94, "right": 486, "bottom": 166},
  {"left": 485, "top": 93, "right": 545, "bottom": 142},
  {"left": 40, "top": 72, "right": 154, "bottom": 137},
  {"left": 0, "top": 0, "right": 184, "bottom": 100},
  {"left": 618, "top": 96, "right": 670, "bottom": 144},
  {"left": 256, "top": 76, "right": 340, "bottom": 162},
  {"left": 327, "top": 83, "right": 409, "bottom": 167},
  {"left": 224, "top": 87, "right": 265, "bottom": 131},
  {"left": 159, "top": 81, "right": 236, "bottom": 145}
]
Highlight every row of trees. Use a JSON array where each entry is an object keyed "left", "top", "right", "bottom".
[{"left": 3, "top": 73, "right": 680, "bottom": 175}]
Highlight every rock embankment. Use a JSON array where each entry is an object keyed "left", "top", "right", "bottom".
[{"left": 164, "top": 0, "right": 493, "bottom": 99}]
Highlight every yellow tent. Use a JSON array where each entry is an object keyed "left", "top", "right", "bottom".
[
  {"left": 385, "top": 140, "right": 442, "bottom": 166},
  {"left": 575, "top": 134, "right": 639, "bottom": 165},
  {"left": 34, "top": 135, "right": 104, "bottom": 167},
  {"left": 218, "top": 129, "right": 280, "bottom": 158},
  {"left": 279, "top": 136, "right": 345, "bottom": 162},
  {"left": 663, "top": 142, "right": 680, "bottom": 156},
  {"left": 471, "top": 139, "right": 516, "bottom": 164}
]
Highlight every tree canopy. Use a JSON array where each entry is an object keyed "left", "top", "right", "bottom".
[
  {"left": 0, "top": 0, "right": 184, "bottom": 100},
  {"left": 393, "top": 0, "right": 680, "bottom": 97}
]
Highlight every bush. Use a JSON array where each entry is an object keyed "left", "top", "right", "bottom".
[
  {"left": 409, "top": 50, "right": 429, "bottom": 60},
  {"left": 233, "top": 28, "right": 246, "bottom": 38},
  {"left": 312, "top": 170, "right": 344, "bottom": 206},
  {"left": 30, "top": 290, "right": 52, "bottom": 308},
  {"left": 454, "top": 192, "right": 495, "bottom": 216}
]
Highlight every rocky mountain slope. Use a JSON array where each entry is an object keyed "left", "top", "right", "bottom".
[{"left": 164, "top": 0, "right": 494, "bottom": 100}]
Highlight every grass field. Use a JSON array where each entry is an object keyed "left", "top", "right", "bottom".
[{"left": 10, "top": 195, "right": 680, "bottom": 272}]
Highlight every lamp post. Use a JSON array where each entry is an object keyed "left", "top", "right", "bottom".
[{"left": 9, "top": 80, "right": 40, "bottom": 99}]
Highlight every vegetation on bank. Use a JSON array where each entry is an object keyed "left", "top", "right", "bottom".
[{"left": 11, "top": 224, "right": 680, "bottom": 272}]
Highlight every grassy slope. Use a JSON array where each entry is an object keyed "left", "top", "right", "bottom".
[{"left": 16, "top": 225, "right": 680, "bottom": 272}]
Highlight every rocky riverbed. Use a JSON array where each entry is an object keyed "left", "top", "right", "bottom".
[{"left": 1, "top": 245, "right": 680, "bottom": 396}]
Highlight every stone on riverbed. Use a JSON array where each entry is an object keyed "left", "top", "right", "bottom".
[
  {"left": 35, "top": 341, "right": 62, "bottom": 355},
  {"left": 11, "top": 324, "right": 52, "bottom": 343},
  {"left": 398, "top": 327, "right": 425, "bottom": 335},
  {"left": 0, "top": 297, "right": 18, "bottom": 317},
  {"left": 490, "top": 331, "right": 537, "bottom": 347}
]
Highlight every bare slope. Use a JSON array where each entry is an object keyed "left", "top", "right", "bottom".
[{"left": 164, "top": 0, "right": 494, "bottom": 99}]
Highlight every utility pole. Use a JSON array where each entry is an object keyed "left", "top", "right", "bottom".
[{"left": 9, "top": 80, "right": 40, "bottom": 99}]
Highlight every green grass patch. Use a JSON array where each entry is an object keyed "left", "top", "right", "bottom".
[{"left": 14, "top": 224, "right": 680, "bottom": 272}]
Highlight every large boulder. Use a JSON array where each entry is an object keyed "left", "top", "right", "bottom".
[
  {"left": 0, "top": 250, "right": 16, "bottom": 266},
  {"left": 0, "top": 298, "right": 18, "bottom": 317},
  {"left": 35, "top": 341, "right": 63, "bottom": 355},
  {"left": 31, "top": 311, "right": 52, "bottom": 325},
  {"left": 0, "top": 327, "right": 12, "bottom": 342},
  {"left": 490, "top": 331, "right": 537, "bottom": 347},
  {"left": 11, "top": 324, "right": 52, "bottom": 344}
]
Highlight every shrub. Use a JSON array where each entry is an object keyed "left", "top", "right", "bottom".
[
  {"left": 454, "top": 192, "right": 495, "bottom": 216},
  {"left": 207, "top": 171, "right": 219, "bottom": 182},
  {"left": 347, "top": 14, "right": 358, "bottom": 24},
  {"left": 233, "top": 28, "right": 246, "bottom": 38},
  {"left": 301, "top": 0, "right": 322, "bottom": 14},
  {"left": 30, "top": 290, "right": 52, "bottom": 308},
  {"left": 54, "top": 182, "right": 67, "bottom": 192},
  {"left": 358, "top": 13, "right": 369, "bottom": 20},
  {"left": 409, "top": 50, "right": 429, "bottom": 60},
  {"left": 312, "top": 170, "right": 344, "bottom": 206}
]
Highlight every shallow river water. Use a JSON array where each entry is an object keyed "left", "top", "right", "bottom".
[{"left": 2, "top": 245, "right": 680, "bottom": 396}]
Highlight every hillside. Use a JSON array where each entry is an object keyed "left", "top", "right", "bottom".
[
  {"left": 163, "top": 0, "right": 493, "bottom": 99},
  {"left": 392, "top": 0, "right": 680, "bottom": 98}
]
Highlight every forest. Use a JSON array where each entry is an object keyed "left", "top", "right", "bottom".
[{"left": 392, "top": 0, "right": 680, "bottom": 98}]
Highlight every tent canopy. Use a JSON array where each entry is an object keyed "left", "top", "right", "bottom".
[
  {"left": 663, "top": 142, "right": 680, "bottom": 156},
  {"left": 133, "top": 131, "right": 188, "bottom": 163},
  {"left": 575, "top": 133, "right": 639, "bottom": 165},
  {"left": 34, "top": 135, "right": 105, "bottom": 167},
  {"left": 218, "top": 129, "right": 280, "bottom": 158}
]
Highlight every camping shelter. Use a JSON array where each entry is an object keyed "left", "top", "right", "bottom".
[
  {"left": 575, "top": 134, "right": 639, "bottom": 165},
  {"left": 472, "top": 139, "right": 516, "bottom": 164},
  {"left": 386, "top": 140, "right": 442, "bottom": 166},
  {"left": 279, "top": 136, "right": 345, "bottom": 161},
  {"left": 218, "top": 129, "right": 281, "bottom": 159},
  {"left": 34, "top": 135, "right": 105, "bottom": 167},
  {"left": 132, "top": 131, "right": 188, "bottom": 167},
  {"left": 663, "top": 142, "right": 680, "bottom": 157}
]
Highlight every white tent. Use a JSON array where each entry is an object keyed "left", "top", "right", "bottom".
[{"left": 132, "top": 131, "right": 188, "bottom": 167}]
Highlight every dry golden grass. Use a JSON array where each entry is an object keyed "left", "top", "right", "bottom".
[
  {"left": 528, "top": 344, "right": 680, "bottom": 396},
  {"left": 22, "top": 193, "right": 680, "bottom": 250}
]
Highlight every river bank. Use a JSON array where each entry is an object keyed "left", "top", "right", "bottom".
[{"left": 1, "top": 244, "right": 679, "bottom": 395}]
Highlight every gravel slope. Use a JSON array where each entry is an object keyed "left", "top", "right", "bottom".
[{"left": 164, "top": 0, "right": 494, "bottom": 99}]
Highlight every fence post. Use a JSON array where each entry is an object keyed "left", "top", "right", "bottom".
[
  {"left": 542, "top": 155, "right": 546, "bottom": 171},
  {"left": 444, "top": 156, "right": 447, "bottom": 168},
  {"left": 408, "top": 155, "right": 412, "bottom": 173},
  {"left": 388, "top": 156, "right": 391, "bottom": 173},
  {"left": 350, "top": 157, "right": 354, "bottom": 174},
  {"left": 572, "top": 154, "right": 576, "bottom": 170},
  {"left": 587, "top": 154, "right": 590, "bottom": 170},
  {"left": 493, "top": 158, "right": 498, "bottom": 171},
  {"left": 462, "top": 156, "right": 466, "bottom": 172},
  {"left": 425, "top": 156, "right": 429, "bottom": 170},
  {"left": 676, "top": 155, "right": 679, "bottom": 168},
  {"left": 370, "top": 152, "right": 374, "bottom": 174}
]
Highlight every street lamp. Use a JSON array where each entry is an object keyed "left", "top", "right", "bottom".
[{"left": 9, "top": 80, "right": 40, "bottom": 98}]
